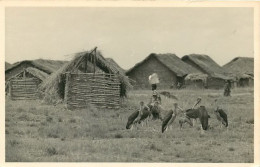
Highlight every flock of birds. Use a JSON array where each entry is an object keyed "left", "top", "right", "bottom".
[{"left": 126, "top": 94, "right": 228, "bottom": 133}]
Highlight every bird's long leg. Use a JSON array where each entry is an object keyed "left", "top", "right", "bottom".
[
  {"left": 130, "top": 124, "right": 133, "bottom": 131},
  {"left": 200, "top": 125, "right": 205, "bottom": 134}
]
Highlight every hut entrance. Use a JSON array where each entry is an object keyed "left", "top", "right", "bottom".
[
  {"left": 9, "top": 78, "right": 38, "bottom": 100},
  {"left": 64, "top": 73, "right": 120, "bottom": 109}
]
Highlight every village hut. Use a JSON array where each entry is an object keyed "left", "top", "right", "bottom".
[
  {"left": 184, "top": 73, "right": 208, "bottom": 89},
  {"left": 5, "top": 59, "right": 67, "bottom": 81},
  {"left": 182, "top": 54, "right": 231, "bottom": 89},
  {"left": 125, "top": 53, "right": 200, "bottom": 89},
  {"left": 40, "top": 47, "right": 132, "bottom": 109},
  {"left": 223, "top": 57, "right": 254, "bottom": 87},
  {"left": 6, "top": 67, "right": 49, "bottom": 100}
]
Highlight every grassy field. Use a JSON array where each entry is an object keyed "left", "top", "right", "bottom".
[{"left": 5, "top": 88, "right": 254, "bottom": 162}]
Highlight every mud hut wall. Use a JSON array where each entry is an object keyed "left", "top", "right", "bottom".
[
  {"left": 127, "top": 57, "right": 177, "bottom": 89},
  {"left": 65, "top": 73, "right": 120, "bottom": 109},
  {"left": 207, "top": 77, "right": 225, "bottom": 89},
  {"left": 9, "top": 78, "right": 39, "bottom": 100},
  {"left": 238, "top": 78, "right": 254, "bottom": 87},
  {"left": 185, "top": 80, "right": 205, "bottom": 89}
]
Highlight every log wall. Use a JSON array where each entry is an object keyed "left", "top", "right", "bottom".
[
  {"left": 65, "top": 73, "right": 120, "bottom": 109},
  {"left": 9, "top": 78, "right": 38, "bottom": 100}
]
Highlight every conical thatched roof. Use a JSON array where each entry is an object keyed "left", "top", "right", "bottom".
[
  {"left": 223, "top": 57, "right": 254, "bottom": 76},
  {"left": 182, "top": 54, "right": 229, "bottom": 79},
  {"left": 126, "top": 53, "right": 200, "bottom": 77},
  {"left": 40, "top": 49, "right": 132, "bottom": 102}
]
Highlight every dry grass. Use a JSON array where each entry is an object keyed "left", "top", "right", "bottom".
[{"left": 5, "top": 87, "right": 254, "bottom": 162}]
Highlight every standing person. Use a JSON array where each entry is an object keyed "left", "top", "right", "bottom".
[
  {"left": 224, "top": 80, "right": 231, "bottom": 96},
  {"left": 149, "top": 73, "right": 161, "bottom": 105}
]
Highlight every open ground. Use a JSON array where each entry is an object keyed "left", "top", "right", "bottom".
[{"left": 5, "top": 88, "right": 254, "bottom": 162}]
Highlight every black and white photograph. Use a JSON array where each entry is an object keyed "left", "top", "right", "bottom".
[{"left": 2, "top": 2, "right": 259, "bottom": 164}]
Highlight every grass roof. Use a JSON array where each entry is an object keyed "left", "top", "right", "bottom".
[
  {"left": 185, "top": 73, "right": 208, "bottom": 81},
  {"left": 5, "top": 62, "right": 12, "bottom": 70},
  {"left": 5, "top": 59, "right": 68, "bottom": 74},
  {"left": 182, "top": 54, "right": 228, "bottom": 79},
  {"left": 126, "top": 53, "right": 200, "bottom": 77},
  {"left": 7, "top": 67, "right": 49, "bottom": 82},
  {"left": 106, "top": 58, "right": 126, "bottom": 74},
  {"left": 40, "top": 48, "right": 132, "bottom": 102},
  {"left": 223, "top": 57, "right": 254, "bottom": 76},
  {"left": 25, "top": 67, "right": 49, "bottom": 81}
]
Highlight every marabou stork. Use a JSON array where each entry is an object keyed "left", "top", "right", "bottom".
[
  {"left": 126, "top": 110, "right": 139, "bottom": 129},
  {"left": 148, "top": 101, "right": 163, "bottom": 121},
  {"left": 137, "top": 101, "right": 152, "bottom": 126},
  {"left": 126, "top": 101, "right": 151, "bottom": 129},
  {"left": 179, "top": 117, "right": 193, "bottom": 129},
  {"left": 185, "top": 106, "right": 209, "bottom": 130},
  {"left": 185, "top": 97, "right": 202, "bottom": 125},
  {"left": 162, "top": 103, "right": 179, "bottom": 133},
  {"left": 198, "top": 106, "right": 209, "bottom": 130},
  {"left": 214, "top": 107, "right": 228, "bottom": 127}
]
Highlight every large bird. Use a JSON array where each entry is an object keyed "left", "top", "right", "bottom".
[
  {"left": 162, "top": 103, "right": 179, "bottom": 133},
  {"left": 126, "top": 110, "right": 139, "bottom": 129},
  {"left": 214, "top": 107, "right": 228, "bottom": 127},
  {"left": 185, "top": 106, "right": 209, "bottom": 130},
  {"left": 179, "top": 117, "right": 193, "bottom": 129},
  {"left": 148, "top": 101, "right": 163, "bottom": 121},
  {"left": 126, "top": 101, "right": 151, "bottom": 129},
  {"left": 185, "top": 97, "right": 202, "bottom": 125},
  {"left": 137, "top": 101, "right": 151, "bottom": 126},
  {"left": 199, "top": 106, "right": 209, "bottom": 130}
]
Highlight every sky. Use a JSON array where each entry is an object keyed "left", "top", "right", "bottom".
[{"left": 5, "top": 7, "right": 253, "bottom": 70}]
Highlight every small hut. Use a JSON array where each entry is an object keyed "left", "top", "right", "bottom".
[
  {"left": 40, "top": 47, "right": 131, "bottom": 109},
  {"left": 236, "top": 73, "right": 254, "bottom": 87},
  {"left": 182, "top": 54, "right": 231, "bottom": 89},
  {"left": 223, "top": 57, "right": 254, "bottom": 87},
  {"left": 184, "top": 73, "right": 208, "bottom": 89},
  {"left": 126, "top": 53, "right": 200, "bottom": 89},
  {"left": 7, "top": 67, "right": 49, "bottom": 100},
  {"left": 5, "top": 59, "right": 67, "bottom": 81}
]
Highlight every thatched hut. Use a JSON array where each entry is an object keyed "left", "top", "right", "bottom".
[
  {"left": 223, "top": 57, "right": 254, "bottom": 87},
  {"left": 126, "top": 53, "right": 200, "bottom": 89},
  {"left": 184, "top": 73, "right": 208, "bottom": 89},
  {"left": 182, "top": 54, "right": 231, "bottom": 89},
  {"left": 40, "top": 48, "right": 131, "bottom": 109},
  {"left": 7, "top": 67, "right": 49, "bottom": 100},
  {"left": 5, "top": 59, "right": 67, "bottom": 81}
]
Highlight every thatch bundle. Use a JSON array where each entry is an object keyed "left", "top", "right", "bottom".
[
  {"left": 185, "top": 73, "right": 208, "bottom": 81},
  {"left": 39, "top": 48, "right": 132, "bottom": 103}
]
